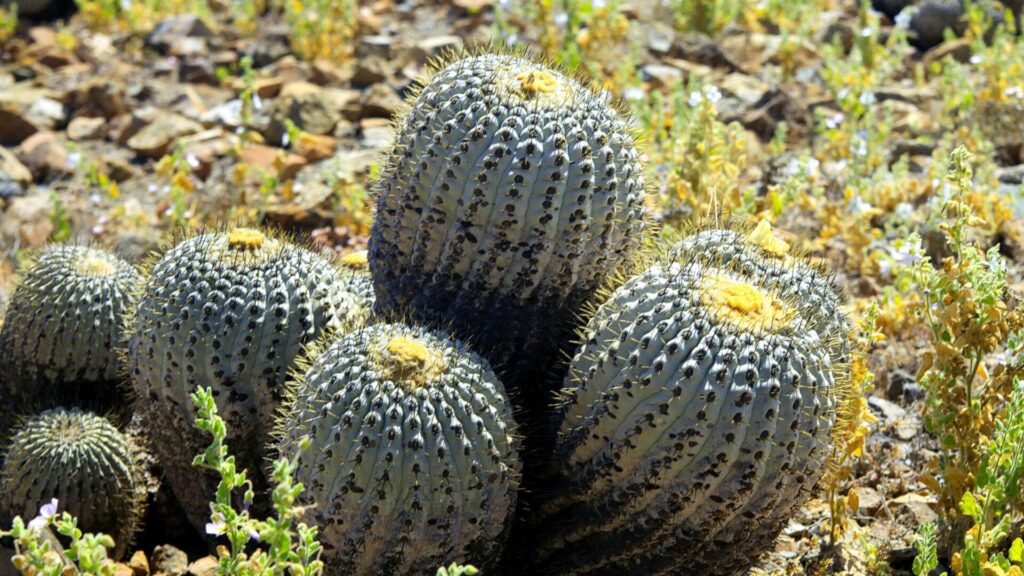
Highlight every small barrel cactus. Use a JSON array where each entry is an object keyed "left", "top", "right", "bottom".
[
  {"left": 336, "top": 250, "right": 376, "bottom": 329},
  {"left": 369, "top": 52, "right": 646, "bottom": 391},
  {"left": 672, "top": 220, "right": 851, "bottom": 366},
  {"left": 0, "top": 245, "right": 141, "bottom": 428},
  {"left": 278, "top": 322, "right": 520, "bottom": 575},
  {"left": 128, "top": 228, "right": 350, "bottom": 532},
  {"left": 1, "top": 407, "right": 151, "bottom": 558},
  {"left": 535, "top": 256, "right": 848, "bottom": 575}
]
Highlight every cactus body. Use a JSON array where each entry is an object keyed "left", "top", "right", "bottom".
[
  {"left": 278, "top": 322, "right": 519, "bottom": 575},
  {"left": 128, "top": 228, "right": 349, "bottom": 532},
  {"left": 369, "top": 53, "right": 646, "bottom": 389},
  {"left": 0, "top": 245, "right": 141, "bottom": 429},
  {"left": 336, "top": 250, "right": 376, "bottom": 329},
  {"left": 1, "top": 408, "right": 150, "bottom": 558},
  {"left": 538, "top": 257, "right": 846, "bottom": 575}
]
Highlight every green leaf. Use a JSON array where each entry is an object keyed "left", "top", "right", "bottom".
[
  {"left": 959, "top": 491, "right": 983, "bottom": 521},
  {"left": 1010, "top": 538, "right": 1023, "bottom": 563}
]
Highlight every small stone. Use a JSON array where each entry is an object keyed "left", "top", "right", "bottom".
[
  {"left": 69, "top": 79, "right": 129, "bottom": 119},
  {"left": 640, "top": 63, "right": 683, "bottom": 90},
  {"left": 719, "top": 73, "right": 770, "bottom": 107},
  {"left": 146, "top": 16, "right": 214, "bottom": 54},
  {"left": 16, "top": 131, "right": 70, "bottom": 181},
  {"left": 67, "top": 116, "right": 107, "bottom": 141},
  {"left": 0, "top": 85, "right": 65, "bottom": 145},
  {"left": 451, "top": 0, "right": 491, "bottom": 11},
  {"left": 129, "top": 550, "right": 150, "bottom": 576},
  {"left": 890, "top": 492, "right": 938, "bottom": 525},
  {"left": 151, "top": 545, "right": 189, "bottom": 576},
  {"left": 0, "top": 146, "right": 32, "bottom": 187},
  {"left": 240, "top": 144, "right": 307, "bottom": 180},
  {"left": 127, "top": 113, "right": 203, "bottom": 158},
  {"left": 2, "top": 193, "right": 55, "bottom": 247},
  {"left": 311, "top": 60, "right": 351, "bottom": 86},
  {"left": 351, "top": 55, "right": 389, "bottom": 87},
  {"left": 253, "top": 77, "right": 284, "bottom": 99},
  {"left": 867, "top": 395, "right": 906, "bottom": 423},
  {"left": 853, "top": 486, "right": 884, "bottom": 515},
  {"left": 357, "top": 35, "right": 394, "bottom": 59},
  {"left": 997, "top": 164, "right": 1024, "bottom": 185},
  {"left": 266, "top": 84, "right": 342, "bottom": 139},
  {"left": 360, "top": 117, "right": 393, "bottom": 148},
  {"left": 112, "top": 564, "right": 134, "bottom": 576},
  {"left": 359, "top": 83, "right": 402, "bottom": 119},
  {"left": 294, "top": 132, "right": 337, "bottom": 162},
  {"left": 186, "top": 556, "right": 218, "bottom": 576},
  {"left": 411, "top": 35, "right": 462, "bottom": 64}
]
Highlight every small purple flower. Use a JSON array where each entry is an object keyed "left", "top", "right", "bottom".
[
  {"left": 28, "top": 499, "right": 59, "bottom": 532},
  {"left": 206, "top": 514, "right": 226, "bottom": 536}
]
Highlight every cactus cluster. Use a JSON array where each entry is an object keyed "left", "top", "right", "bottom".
[
  {"left": 369, "top": 53, "right": 646, "bottom": 388},
  {"left": 0, "top": 51, "right": 853, "bottom": 576},
  {"left": 277, "top": 322, "right": 520, "bottom": 575},
  {"left": 0, "top": 408, "right": 151, "bottom": 559},
  {"left": 0, "top": 245, "right": 141, "bottom": 426},
  {"left": 127, "top": 228, "right": 354, "bottom": 532}
]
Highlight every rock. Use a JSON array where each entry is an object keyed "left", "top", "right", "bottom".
[
  {"left": 640, "top": 63, "right": 683, "bottom": 90},
  {"left": 357, "top": 35, "right": 394, "bottom": 59},
  {"left": 200, "top": 99, "right": 244, "bottom": 129},
  {"left": 719, "top": 73, "right": 771, "bottom": 107},
  {"left": 129, "top": 550, "right": 150, "bottom": 576},
  {"left": 112, "top": 564, "right": 134, "bottom": 576},
  {"left": 351, "top": 55, "right": 390, "bottom": 87},
  {"left": 998, "top": 164, "right": 1024, "bottom": 185},
  {"left": 868, "top": 395, "right": 906, "bottom": 423},
  {"left": 311, "top": 60, "right": 351, "bottom": 86},
  {"left": 146, "top": 16, "right": 214, "bottom": 54},
  {"left": 180, "top": 129, "right": 238, "bottom": 177},
  {"left": 360, "top": 117, "right": 393, "bottom": 148},
  {"left": 253, "top": 77, "right": 284, "bottom": 99},
  {"left": 884, "top": 368, "right": 916, "bottom": 402},
  {"left": 854, "top": 486, "right": 884, "bottom": 515},
  {"left": 890, "top": 492, "right": 938, "bottom": 525},
  {"left": 909, "top": 0, "right": 967, "bottom": 50},
  {"left": 126, "top": 113, "right": 202, "bottom": 158},
  {"left": 16, "top": 131, "right": 70, "bottom": 181},
  {"left": 0, "top": 146, "right": 32, "bottom": 187},
  {"left": 112, "top": 107, "right": 161, "bottom": 147},
  {"left": 265, "top": 85, "right": 341, "bottom": 143},
  {"left": 359, "top": 83, "right": 402, "bottom": 118},
  {"left": 151, "top": 545, "right": 189, "bottom": 576},
  {"left": 179, "top": 56, "right": 218, "bottom": 84},
  {"left": 0, "top": 85, "right": 65, "bottom": 145},
  {"left": 243, "top": 33, "right": 292, "bottom": 68},
  {"left": 187, "top": 556, "right": 218, "bottom": 576},
  {"left": 69, "top": 79, "right": 129, "bottom": 119},
  {"left": 67, "top": 116, "right": 107, "bottom": 141},
  {"left": 240, "top": 144, "right": 307, "bottom": 179},
  {"left": 411, "top": 35, "right": 462, "bottom": 64},
  {"left": 451, "top": 0, "right": 491, "bottom": 11},
  {"left": 294, "top": 132, "right": 337, "bottom": 162},
  {"left": 2, "top": 193, "right": 55, "bottom": 247},
  {"left": 669, "top": 32, "right": 739, "bottom": 70}
]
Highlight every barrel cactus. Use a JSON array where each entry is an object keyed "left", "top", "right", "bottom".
[
  {"left": 277, "top": 322, "right": 520, "bottom": 575},
  {"left": 672, "top": 220, "right": 851, "bottom": 366},
  {"left": 336, "top": 250, "right": 376, "bottom": 329},
  {"left": 0, "top": 245, "right": 141, "bottom": 428},
  {"left": 1, "top": 407, "right": 151, "bottom": 558},
  {"left": 535, "top": 255, "right": 848, "bottom": 575},
  {"left": 128, "top": 228, "right": 350, "bottom": 532},
  {"left": 369, "top": 52, "right": 646, "bottom": 390}
]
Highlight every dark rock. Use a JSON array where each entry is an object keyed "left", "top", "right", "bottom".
[
  {"left": 358, "top": 83, "right": 402, "bottom": 118},
  {"left": 151, "top": 544, "right": 189, "bottom": 576},
  {"left": 669, "top": 32, "right": 739, "bottom": 71}
]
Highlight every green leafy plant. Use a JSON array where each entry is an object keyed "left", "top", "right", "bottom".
[
  {"left": 2, "top": 500, "right": 118, "bottom": 576},
  {"left": 0, "top": 3, "right": 16, "bottom": 45}
]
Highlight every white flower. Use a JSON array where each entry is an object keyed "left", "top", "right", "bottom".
[
  {"left": 895, "top": 202, "right": 914, "bottom": 220},
  {"left": 891, "top": 240, "right": 923, "bottom": 266},
  {"left": 593, "top": 0, "right": 606, "bottom": 8},
  {"left": 91, "top": 225, "right": 104, "bottom": 235},
  {"left": 894, "top": 11, "right": 912, "bottom": 28},
  {"left": 847, "top": 195, "right": 874, "bottom": 214},
  {"left": 89, "top": 193, "right": 102, "bottom": 204},
  {"left": 988, "top": 253, "right": 1006, "bottom": 274},
  {"left": 688, "top": 90, "right": 702, "bottom": 107},
  {"left": 825, "top": 112, "right": 845, "bottom": 129},
  {"left": 282, "top": 131, "right": 291, "bottom": 147},
  {"left": 860, "top": 26, "right": 874, "bottom": 38},
  {"left": 554, "top": 12, "right": 568, "bottom": 26},
  {"left": 970, "top": 54, "right": 984, "bottom": 65},
  {"left": 623, "top": 87, "right": 645, "bottom": 101},
  {"left": 186, "top": 153, "right": 200, "bottom": 169},
  {"left": 252, "top": 93, "right": 263, "bottom": 111},
  {"left": 148, "top": 183, "right": 158, "bottom": 193},
  {"left": 206, "top": 513, "right": 226, "bottom": 536},
  {"left": 67, "top": 152, "right": 81, "bottom": 169},
  {"left": 704, "top": 85, "right": 722, "bottom": 103},
  {"left": 505, "top": 33, "right": 518, "bottom": 46},
  {"left": 1005, "top": 86, "right": 1023, "bottom": 99},
  {"left": 877, "top": 258, "right": 892, "bottom": 278},
  {"left": 859, "top": 91, "right": 877, "bottom": 106},
  {"left": 28, "top": 499, "right": 59, "bottom": 532}
]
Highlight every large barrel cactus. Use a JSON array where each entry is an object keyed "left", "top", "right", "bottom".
[
  {"left": 0, "top": 245, "right": 141, "bottom": 429},
  {"left": 128, "top": 228, "right": 350, "bottom": 532},
  {"left": 1, "top": 408, "right": 151, "bottom": 558},
  {"left": 277, "top": 322, "right": 520, "bottom": 575},
  {"left": 369, "top": 53, "right": 646, "bottom": 389},
  {"left": 535, "top": 254, "right": 849, "bottom": 575}
]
